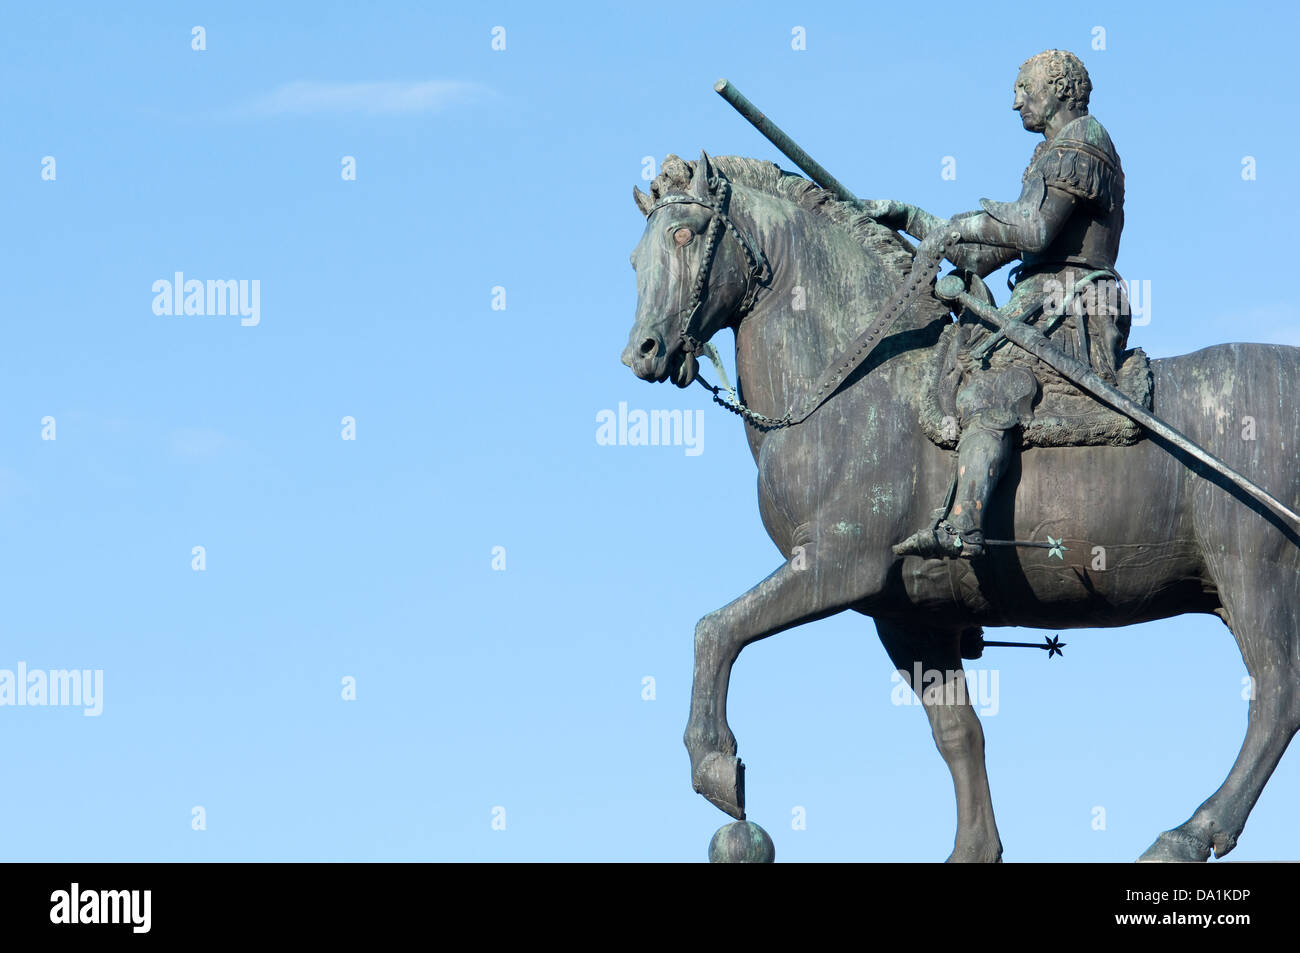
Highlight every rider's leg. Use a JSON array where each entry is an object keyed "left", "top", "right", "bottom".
[
  {"left": 893, "top": 365, "right": 1023, "bottom": 559},
  {"left": 945, "top": 415, "right": 1015, "bottom": 556},
  {"left": 891, "top": 415, "right": 1013, "bottom": 560}
]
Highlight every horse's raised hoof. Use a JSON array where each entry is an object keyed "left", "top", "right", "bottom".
[
  {"left": 1137, "top": 829, "right": 1211, "bottom": 863},
  {"left": 693, "top": 752, "right": 746, "bottom": 819}
]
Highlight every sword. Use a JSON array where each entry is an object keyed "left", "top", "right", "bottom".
[{"left": 934, "top": 273, "right": 1300, "bottom": 529}]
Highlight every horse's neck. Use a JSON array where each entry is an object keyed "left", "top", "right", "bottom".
[{"left": 731, "top": 193, "right": 897, "bottom": 443}]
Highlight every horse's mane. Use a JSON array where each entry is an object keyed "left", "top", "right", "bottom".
[{"left": 650, "top": 154, "right": 946, "bottom": 318}]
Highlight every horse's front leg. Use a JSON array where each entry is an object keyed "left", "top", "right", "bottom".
[{"left": 685, "top": 534, "right": 879, "bottom": 818}]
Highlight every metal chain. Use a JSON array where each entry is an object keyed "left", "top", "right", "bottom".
[{"left": 695, "top": 373, "right": 793, "bottom": 430}]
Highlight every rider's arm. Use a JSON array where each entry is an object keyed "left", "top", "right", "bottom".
[
  {"left": 900, "top": 204, "right": 946, "bottom": 242},
  {"left": 861, "top": 198, "right": 1056, "bottom": 278},
  {"left": 862, "top": 183, "right": 1075, "bottom": 277},
  {"left": 939, "top": 211, "right": 1016, "bottom": 276},
  {"left": 858, "top": 202, "right": 1008, "bottom": 275},
  {"left": 938, "top": 187, "right": 1077, "bottom": 277},
  {"left": 951, "top": 187, "right": 1078, "bottom": 254},
  {"left": 858, "top": 200, "right": 947, "bottom": 242}
]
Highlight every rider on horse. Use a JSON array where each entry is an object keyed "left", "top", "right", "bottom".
[{"left": 863, "top": 49, "right": 1127, "bottom": 559}]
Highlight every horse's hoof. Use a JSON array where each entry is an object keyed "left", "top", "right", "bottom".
[
  {"left": 1137, "top": 829, "right": 1211, "bottom": 863},
  {"left": 945, "top": 843, "right": 1003, "bottom": 863},
  {"left": 693, "top": 752, "right": 746, "bottom": 819}
]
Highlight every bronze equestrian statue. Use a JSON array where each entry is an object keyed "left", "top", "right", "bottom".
[{"left": 621, "top": 52, "right": 1300, "bottom": 862}]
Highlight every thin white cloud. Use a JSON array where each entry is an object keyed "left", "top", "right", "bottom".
[{"left": 230, "top": 79, "right": 485, "bottom": 118}]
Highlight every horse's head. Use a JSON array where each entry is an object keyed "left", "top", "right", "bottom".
[{"left": 622, "top": 151, "right": 765, "bottom": 388}]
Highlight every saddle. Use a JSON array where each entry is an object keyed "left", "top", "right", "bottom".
[{"left": 918, "top": 320, "right": 1154, "bottom": 449}]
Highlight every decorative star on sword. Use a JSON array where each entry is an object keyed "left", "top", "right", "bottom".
[{"left": 982, "top": 634, "right": 1067, "bottom": 658}]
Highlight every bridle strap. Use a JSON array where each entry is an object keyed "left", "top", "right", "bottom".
[{"left": 647, "top": 181, "right": 767, "bottom": 354}]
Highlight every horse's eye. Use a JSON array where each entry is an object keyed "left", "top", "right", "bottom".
[{"left": 673, "top": 227, "right": 693, "bottom": 246}]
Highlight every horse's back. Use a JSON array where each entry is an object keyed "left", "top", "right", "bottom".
[{"left": 1153, "top": 342, "right": 1300, "bottom": 565}]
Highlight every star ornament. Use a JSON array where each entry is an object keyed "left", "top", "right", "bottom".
[
  {"left": 1047, "top": 536, "right": 1068, "bottom": 560},
  {"left": 1044, "top": 635, "right": 1066, "bottom": 658}
]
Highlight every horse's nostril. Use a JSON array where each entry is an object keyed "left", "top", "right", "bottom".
[{"left": 639, "top": 338, "right": 658, "bottom": 357}]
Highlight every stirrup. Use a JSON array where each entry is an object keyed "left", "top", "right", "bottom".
[
  {"left": 893, "top": 521, "right": 982, "bottom": 559},
  {"left": 955, "top": 528, "right": 985, "bottom": 558}
]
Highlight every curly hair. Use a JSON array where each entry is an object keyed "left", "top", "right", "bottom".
[{"left": 1020, "top": 49, "right": 1091, "bottom": 110}]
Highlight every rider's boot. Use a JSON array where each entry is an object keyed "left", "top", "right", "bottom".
[{"left": 893, "top": 420, "right": 1013, "bottom": 559}]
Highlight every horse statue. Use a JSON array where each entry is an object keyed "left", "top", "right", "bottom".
[{"left": 620, "top": 151, "right": 1300, "bottom": 862}]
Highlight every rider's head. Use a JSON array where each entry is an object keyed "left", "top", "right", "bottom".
[{"left": 1013, "top": 50, "right": 1090, "bottom": 133}]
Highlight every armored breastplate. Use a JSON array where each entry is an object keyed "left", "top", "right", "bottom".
[
  {"left": 1025, "top": 117, "right": 1124, "bottom": 270},
  {"left": 1023, "top": 200, "right": 1123, "bottom": 271},
  {"left": 984, "top": 115, "right": 1125, "bottom": 272}
]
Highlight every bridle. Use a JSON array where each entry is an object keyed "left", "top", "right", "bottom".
[
  {"left": 640, "top": 174, "right": 956, "bottom": 432},
  {"left": 647, "top": 178, "right": 767, "bottom": 356},
  {"left": 645, "top": 177, "right": 797, "bottom": 429}
]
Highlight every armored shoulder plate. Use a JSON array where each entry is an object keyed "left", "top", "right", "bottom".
[{"left": 1032, "top": 115, "right": 1124, "bottom": 212}]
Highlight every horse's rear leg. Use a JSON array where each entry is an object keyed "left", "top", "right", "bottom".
[
  {"left": 685, "top": 536, "right": 879, "bottom": 819},
  {"left": 1140, "top": 557, "right": 1300, "bottom": 862},
  {"left": 876, "top": 620, "right": 1003, "bottom": 862}
]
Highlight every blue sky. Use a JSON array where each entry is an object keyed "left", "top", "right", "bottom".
[{"left": 3, "top": 1, "right": 1298, "bottom": 861}]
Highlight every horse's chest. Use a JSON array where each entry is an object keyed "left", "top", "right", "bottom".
[
  {"left": 754, "top": 425, "right": 903, "bottom": 556},
  {"left": 757, "top": 423, "right": 843, "bottom": 487}
]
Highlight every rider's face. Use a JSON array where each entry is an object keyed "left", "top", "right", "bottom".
[{"left": 1012, "top": 66, "right": 1057, "bottom": 133}]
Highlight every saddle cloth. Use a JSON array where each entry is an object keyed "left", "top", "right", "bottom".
[{"left": 918, "top": 320, "right": 1154, "bottom": 449}]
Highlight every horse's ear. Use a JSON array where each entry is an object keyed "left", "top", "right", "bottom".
[
  {"left": 690, "top": 150, "right": 714, "bottom": 199},
  {"left": 632, "top": 185, "right": 655, "bottom": 217}
]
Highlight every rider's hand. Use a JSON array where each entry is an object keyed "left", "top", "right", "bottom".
[
  {"left": 917, "top": 220, "right": 955, "bottom": 259},
  {"left": 857, "top": 199, "right": 907, "bottom": 229}
]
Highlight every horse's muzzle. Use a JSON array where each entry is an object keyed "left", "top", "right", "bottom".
[{"left": 622, "top": 332, "right": 673, "bottom": 382}]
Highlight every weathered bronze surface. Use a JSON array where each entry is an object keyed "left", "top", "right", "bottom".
[{"left": 621, "top": 52, "right": 1300, "bottom": 862}]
